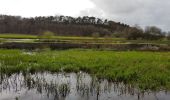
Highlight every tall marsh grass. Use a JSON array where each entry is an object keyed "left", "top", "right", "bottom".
[{"left": 0, "top": 49, "right": 170, "bottom": 90}]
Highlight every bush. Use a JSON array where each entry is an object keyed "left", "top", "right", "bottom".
[
  {"left": 167, "top": 32, "right": 170, "bottom": 40},
  {"left": 40, "top": 31, "right": 55, "bottom": 39},
  {"left": 38, "top": 31, "right": 55, "bottom": 42}
]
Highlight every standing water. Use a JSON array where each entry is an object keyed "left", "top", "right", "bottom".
[{"left": 0, "top": 72, "right": 170, "bottom": 100}]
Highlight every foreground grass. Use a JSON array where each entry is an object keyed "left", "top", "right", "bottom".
[{"left": 0, "top": 49, "right": 170, "bottom": 91}]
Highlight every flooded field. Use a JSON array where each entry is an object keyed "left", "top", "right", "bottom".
[{"left": 0, "top": 72, "right": 170, "bottom": 100}]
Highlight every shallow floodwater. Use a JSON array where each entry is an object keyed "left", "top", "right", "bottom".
[{"left": 0, "top": 72, "right": 170, "bottom": 100}]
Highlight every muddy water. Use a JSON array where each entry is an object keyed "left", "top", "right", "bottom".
[{"left": 0, "top": 72, "right": 170, "bottom": 100}]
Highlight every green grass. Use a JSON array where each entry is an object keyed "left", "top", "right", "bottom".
[
  {"left": 0, "top": 34, "right": 38, "bottom": 39},
  {"left": 0, "top": 33, "right": 126, "bottom": 44},
  {"left": 0, "top": 33, "right": 170, "bottom": 45},
  {"left": 0, "top": 49, "right": 170, "bottom": 91},
  {"left": 0, "top": 33, "right": 120, "bottom": 39}
]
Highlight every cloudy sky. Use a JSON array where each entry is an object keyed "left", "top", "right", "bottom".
[{"left": 0, "top": 0, "right": 169, "bottom": 31}]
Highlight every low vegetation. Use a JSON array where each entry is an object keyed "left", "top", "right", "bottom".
[
  {"left": 0, "top": 34, "right": 170, "bottom": 45},
  {"left": 0, "top": 34, "right": 37, "bottom": 39},
  {"left": 0, "top": 49, "right": 170, "bottom": 91}
]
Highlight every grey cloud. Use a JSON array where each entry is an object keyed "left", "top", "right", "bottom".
[{"left": 81, "top": 0, "right": 170, "bottom": 31}]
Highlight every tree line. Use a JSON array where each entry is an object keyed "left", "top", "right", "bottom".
[{"left": 0, "top": 15, "right": 169, "bottom": 40}]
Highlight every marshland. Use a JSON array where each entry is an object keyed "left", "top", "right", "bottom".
[
  {"left": 0, "top": 49, "right": 170, "bottom": 90},
  {"left": 0, "top": 15, "right": 170, "bottom": 100}
]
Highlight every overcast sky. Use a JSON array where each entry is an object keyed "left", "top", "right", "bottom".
[{"left": 0, "top": 0, "right": 169, "bottom": 31}]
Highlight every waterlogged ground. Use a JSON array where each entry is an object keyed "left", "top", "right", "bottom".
[
  {"left": 0, "top": 50, "right": 170, "bottom": 90},
  {"left": 0, "top": 72, "right": 170, "bottom": 100}
]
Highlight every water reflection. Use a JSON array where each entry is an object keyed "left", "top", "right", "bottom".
[{"left": 0, "top": 72, "right": 170, "bottom": 100}]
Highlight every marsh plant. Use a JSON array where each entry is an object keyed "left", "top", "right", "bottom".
[{"left": 0, "top": 49, "right": 170, "bottom": 90}]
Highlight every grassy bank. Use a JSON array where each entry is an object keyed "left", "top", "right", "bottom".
[
  {"left": 0, "top": 49, "right": 170, "bottom": 90},
  {"left": 0, "top": 34, "right": 38, "bottom": 39},
  {"left": 0, "top": 33, "right": 170, "bottom": 45}
]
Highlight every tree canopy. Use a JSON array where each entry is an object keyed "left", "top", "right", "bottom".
[{"left": 0, "top": 15, "right": 167, "bottom": 40}]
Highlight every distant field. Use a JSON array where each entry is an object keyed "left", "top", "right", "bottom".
[
  {"left": 0, "top": 33, "right": 128, "bottom": 44},
  {"left": 0, "top": 33, "right": 169, "bottom": 45},
  {"left": 0, "top": 33, "right": 123, "bottom": 40},
  {"left": 0, "top": 34, "right": 37, "bottom": 39}
]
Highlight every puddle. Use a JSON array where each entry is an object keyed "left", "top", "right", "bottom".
[
  {"left": 0, "top": 39, "right": 37, "bottom": 43},
  {"left": 22, "top": 51, "right": 35, "bottom": 55},
  {"left": 0, "top": 72, "right": 170, "bottom": 100}
]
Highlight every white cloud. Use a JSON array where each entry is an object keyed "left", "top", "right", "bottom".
[
  {"left": 0, "top": 0, "right": 169, "bottom": 31},
  {"left": 0, "top": 0, "right": 94, "bottom": 17},
  {"left": 88, "top": 0, "right": 170, "bottom": 31}
]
